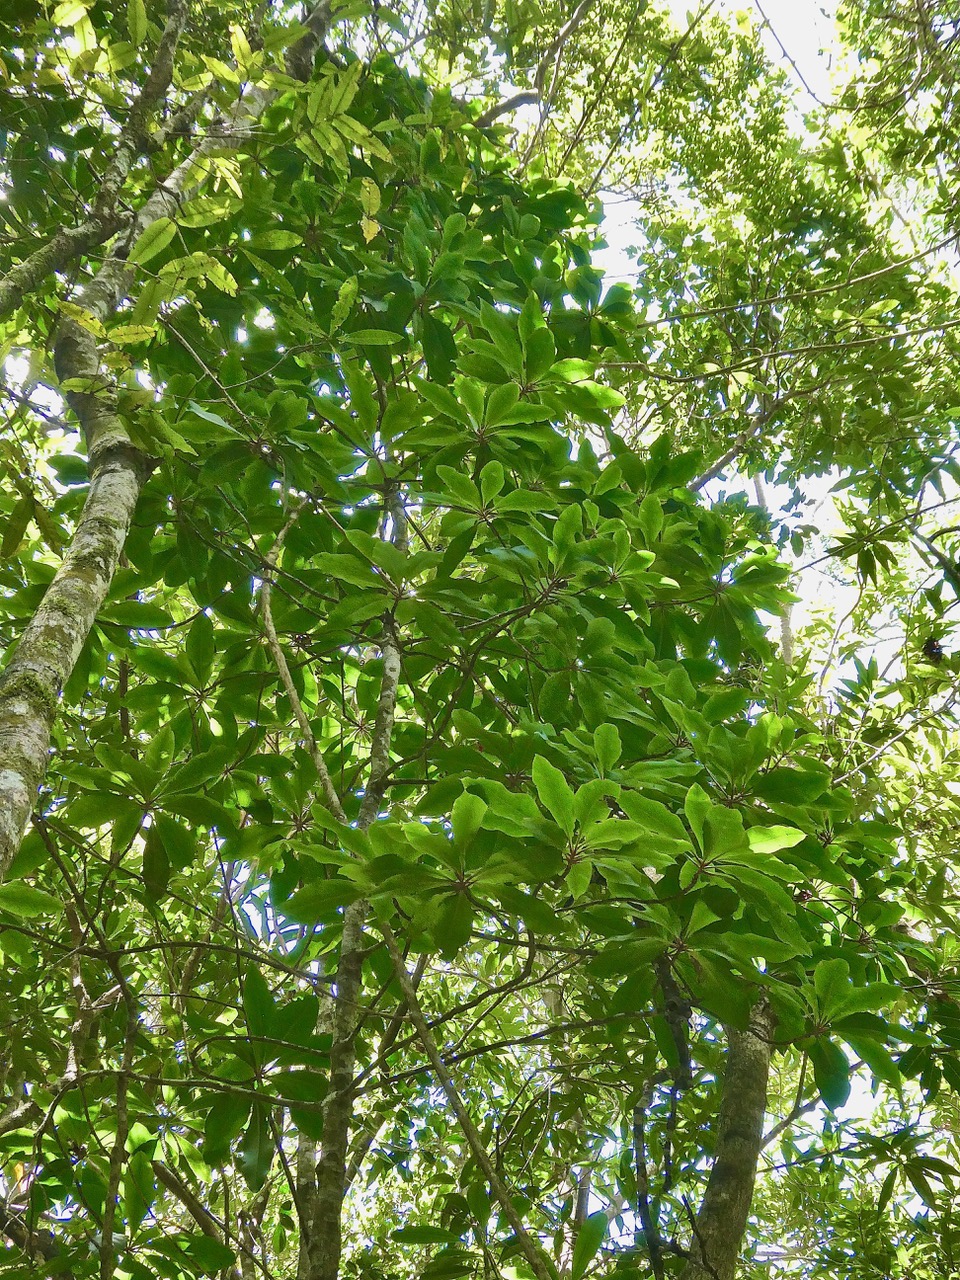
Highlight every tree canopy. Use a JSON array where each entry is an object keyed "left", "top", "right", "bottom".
[{"left": 3, "top": 2, "right": 960, "bottom": 1279}]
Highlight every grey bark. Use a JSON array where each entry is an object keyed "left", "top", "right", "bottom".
[
  {"left": 680, "top": 1001, "right": 775, "bottom": 1280},
  {"left": 301, "top": 899, "right": 367, "bottom": 1280}
]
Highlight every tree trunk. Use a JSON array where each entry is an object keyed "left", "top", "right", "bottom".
[
  {"left": 680, "top": 1001, "right": 774, "bottom": 1280},
  {"left": 0, "top": 2, "right": 332, "bottom": 880},
  {"left": 301, "top": 899, "right": 367, "bottom": 1280}
]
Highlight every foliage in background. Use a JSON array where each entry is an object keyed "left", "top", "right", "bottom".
[{"left": 2, "top": 2, "right": 960, "bottom": 1280}]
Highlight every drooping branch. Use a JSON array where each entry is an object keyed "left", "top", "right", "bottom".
[
  {"left": 152, "top": 1161, "right": 244, "bottom": 1280},
  {"left": 679, "top": 1000, "right": 775, "bottom": 1280},
  {"left": 474, "top": 0, "right": 593, "bottom": 130},
  {"left": 688, "top": 397, "right": 786, "bottom": 493},
  {"left": 152, "top": 1162, "right": 223, "bottom": 1241},
  {"left": 474, "top": 91, "right": 539, "bottom": 128}
]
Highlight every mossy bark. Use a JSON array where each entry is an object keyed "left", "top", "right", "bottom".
[
  {"left": 0, "top": 324, "right": 149, "bottom": 879},
  {"left": 680, "top": 1000, "right": 774, "bottom": 1280},
  {"left": 0, "top": 2, "right": 333, "bottom": 880}
]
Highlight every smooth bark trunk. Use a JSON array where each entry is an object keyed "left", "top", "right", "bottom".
[{"left": 300, "top": 900, "right": 367, "bottom": 1280}]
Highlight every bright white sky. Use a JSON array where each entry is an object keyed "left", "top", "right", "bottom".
[{"left": 745, "top": 0, "right": 841, "bottom": 103}]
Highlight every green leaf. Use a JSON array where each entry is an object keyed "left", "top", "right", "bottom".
[
  {"left": 123, "top": 1149, "right": 155, "bottom": 1229},
  {"left": 571, "top": 1211, "right": 607, "bottom": 1280},
  {"left": 283, "top": 879, "right": 364, "bottom": 921},
  {"left": 238, "top": 1102, "right": 273, "bottom": 1190},
  {"left": 0, "top": 882, "right": 61, "bottom": 918},
  {"left": 154, "top": 814, "right": 198, "bottom": 871},
  {"left": 832, "top": 984, "right": 899, "bottom": 1018},
  {"left": 809, "top": 1037, "right": 851, "bottom": 1109},
  {"left": 450, "top": 791, "right": 486, "bottom": 848},
  {"left": 813, "top": 957, "right": 850, "bottom": 1018},
  {"left": 747, "top": 825, "right": 806, "bottom": 853},
  {"left": 532, "top": 755, "right": 575, "bottom": 836},
  {"left": 618, "top": 793, "right": 689, "bottom": 846},
  {"left": 330, "top": 276, "right": 358, "bottom": 333},
  {"left": 843, "top": 1033, "right": 900, "bottom": 1086},
  {"left": 433, "top": 893, "right": 474, "bottom": 958},
  {"left": 877, "top": 1166, "right": 898, "bottom": 1214},
  {"left": 313, "top": 552, "right": 384, "bottom": 591},
  {"left": 203, "top": 1094, "right": 250, "bottom": 1166},
  {"left": 142, "top": 825, "right": 170, "bottom": 901},
  {"left": 100, "top": 601, "right": 176, "bottom": 629},
  {"left": 525, "top": 327, "right": 556, "bottom": 382},
  {"left": 683, "top": 783, "right": 712, "bottom": 845},
  {"left": 1, "top": 496, "right": 34, "bottom": 559},
  {"left": 343, "top": 329, "right": 404, "bottom": 346},
  {"left": 128, "top": 217, "right": 178, "bottom": 266},
  {"left": 754, "top": 768, "right": 828, "bottom": 805},
  {"left": 269, "top": 1069, "right": 328, "bottom": 1105},
  {"left": 594, "top": 724, "right": 622, "bottom": 774},
  {"left": 904, "top": 1159, "right": 938, "bottom": 1207},
  {"left": 186, "top": 612, "right": 215, "bottom": 684},
  {"left": 182, "top": 1236, "right": 237, "bottom": 1276},
  {"left": 243, "top": 965, "right": 275, "bottom": 1043},
  {"left": 52, "top": 0, "right": 88, "bottom": 24},
  {"left": 393, "top": 1226, "right": 462, "bottom": 1244},
  {"left": 127, "top": 0, "right": 146, "bottom": 43},
  {"left": 566, "top": 859, "right": 592, "bottom": 900},
  {"left": 248, "top": 230, "right": 302, "bottom": 250},
  {"left": 479, "top": 460, "right": 504, "bottom": 504}
]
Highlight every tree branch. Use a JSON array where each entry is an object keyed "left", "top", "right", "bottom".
[
  {"left": 0, "top": 0, "right": 194, "bottom": 322},
  {"left": 475, "top": 91, "right": 539, "bottom": 128},
  {"left": 379, "top": 922, "right": 555, "bottom": 1280},
  {"left": 0, "top": 1196, "right": 76, "bottom": 1279},
  {"left": 301, "top": 488, "right": 407, "bottom": 1280},
  {"left": 0, "top": 1, "right": 335, "bottom": 880},
  {"left": 261, "top": 503, "right": 346, "bottom": 822}
]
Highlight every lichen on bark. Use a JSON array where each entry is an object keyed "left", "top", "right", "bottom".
[
  {"left": 680, "top": 1000, "right": 775, "bottom": 1280},
  {"left": 0, "top": 3, "right": 336, "bottom": 881}
]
